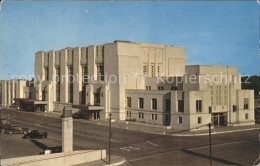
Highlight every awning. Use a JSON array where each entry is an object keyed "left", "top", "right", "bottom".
[
  {"left": 14, "top": 98, "right": 47, "bottom": 105},
  {"left": 72, "top": 104, "right": 104, "bottom": 111}
]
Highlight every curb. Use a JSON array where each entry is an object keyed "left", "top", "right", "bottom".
[
  {"left": 104, "top": 159, "right": 126, "bottom": 166},
  {"left": 170, "top": 127, "right": 260, "bottom": 136}
]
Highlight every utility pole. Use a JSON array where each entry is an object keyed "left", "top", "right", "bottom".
[
  {"left": 108, "top": 113, "right": 112, "bottom": 164},
  {"left": 208, "top": 122, "right": 212, "bottom": 166}
]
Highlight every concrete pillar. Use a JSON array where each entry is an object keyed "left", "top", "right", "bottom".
[{"left": 62, "top": 117, "right": 73, "bottom": 152}]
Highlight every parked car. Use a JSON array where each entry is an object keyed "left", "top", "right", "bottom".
[
  {"left": 45, "top": 146, "right": 62, "bottom": 154},
  {"left": 1, "top": 119, "right": 10, "bottom": 125},
  {"left": 4, "top": 126, "right": 29, "bottom": 134},
  {"left": 23, "top": 130, "right": 47, "bottom": 139},
  {"left": 0, "top": 123, "right": 11, "bottom": 132}
]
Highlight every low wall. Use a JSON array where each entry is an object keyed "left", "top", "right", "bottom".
[{"left": 1, "top": 150, "right": 106, "bottom": 166}]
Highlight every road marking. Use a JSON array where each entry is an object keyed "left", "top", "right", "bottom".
[
  {"left": 129, "top": 140, "right": 258, "bottom": 162},
  {"left": 33, "top": 123, "right": 41, "bottom": 126},
  {"left": 120, "top": 146, "right": 140, "bottom": 152},
  {"left": 147, "top": 141, "right": 158, "bottom": 147}
]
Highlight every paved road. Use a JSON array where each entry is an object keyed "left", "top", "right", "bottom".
[{"left": 1, "top": 108, "right": 260, "bottom": 166}]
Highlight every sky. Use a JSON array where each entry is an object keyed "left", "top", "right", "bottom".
[{"left": 0, "top": 1, "right": 259, "bottom": 80}]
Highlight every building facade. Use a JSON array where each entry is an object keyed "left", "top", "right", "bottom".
[{"left": 1, "top": 41, "right": 255, "bottom": 130}]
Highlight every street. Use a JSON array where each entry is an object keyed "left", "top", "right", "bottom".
[{"left": 1, "top": 108, "right": 260, "bottom": 166}]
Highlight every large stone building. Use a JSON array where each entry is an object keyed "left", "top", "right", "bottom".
[{"left": 1, "top": 41, "right": 255, "bottom": 130}]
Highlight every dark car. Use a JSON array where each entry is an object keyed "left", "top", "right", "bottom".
[
  {"left": 4, "top": 126, "right": 29, "bottom": 134},
  {"left": 45, "top": 146, "right": 62, "bottom": 154},
  {"left": 24, "top": 130, "right": 47, "bottom": 139}
]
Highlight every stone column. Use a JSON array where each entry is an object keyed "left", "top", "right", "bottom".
[{"left": 62, "top": 117, "right": 73, "bottom": 152}]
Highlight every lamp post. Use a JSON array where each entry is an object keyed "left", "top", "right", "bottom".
[
  {"left": 208, "top": 122, "right": 212, "bottom": 166},
  {"left": 108, "top": 113, "right": 112, "bottom": 164}
]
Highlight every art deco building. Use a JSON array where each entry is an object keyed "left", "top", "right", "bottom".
[{"left": 1, "top": 41, "right": 255, "bottom": 130}]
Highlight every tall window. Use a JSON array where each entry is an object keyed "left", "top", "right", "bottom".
[
  {"left": 244, "top": 98, "right": 249, "bottom": 109},
  {"left": 97, "top": 65, "right": 104, "bottom": 81},
  {"left": 245, "top": 113, "right": 249, "bottom": 119},
  {"left": 178, "top": 100, "right": 184, "bottom": 112},
  {"left": 151, "top": 64, "right": 155, "bottom": 77},
  {"left": 196, "top": 100, "right": 202, "bottom": 112},
  {"left": 56, "top": 68, "right": 60, "bottom": 102},
  {"left": 45, "top": 68, "right": 49, "bottom": 81},
  {"left": 139, "top": 98, "right": 144, "bottom": 109},
  {"left": 82, "top": 66, "right": 88, "bottom": 104},
  {"left": 157, "top": 65, "right": 161, "bottom": 76},
  {"left": 127, "top": 97, "right": 131, "bottom": 108},
  {"left": 178, "top": 117, "right": 182, "bottom": 124},
  {"left": 68, "top": 67, "right": 73, "bottom": 103},
  {"left": 198, "top": 117, "right": 202, "bottom": 124},
  {"left": 152, "top": 98, "right": 157, "bottom": 110},
  {"left": 143, "top": 65, "right": 148, "bottom": 75},
  {"left": 94, "top": 93, "right": 100, "bottom": 106}
]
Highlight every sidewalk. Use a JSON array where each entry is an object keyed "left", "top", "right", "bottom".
[{"left": 74, "top": 155, "right": 125, "bottom": 166}]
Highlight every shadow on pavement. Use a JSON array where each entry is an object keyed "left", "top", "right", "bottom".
[
  {"left": 30, "top": 140, "right": 48, "bottom": 150},
  {"left": 181, "top": 149, "right": 242, "bottom": 166}
]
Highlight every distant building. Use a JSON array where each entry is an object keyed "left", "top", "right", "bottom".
[{"left": 1, "top": 41, "right": 255, "bottom": 130}]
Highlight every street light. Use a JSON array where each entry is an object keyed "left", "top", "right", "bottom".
[
  {"left": 208, "top": 122, "right": 212, "bottom": 166},
  {"left": 108, "top": 113, "right": 112, "bottom": 164}
]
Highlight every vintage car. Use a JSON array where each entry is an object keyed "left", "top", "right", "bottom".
[
  {"left": 4, "top": 126, "right": 29, "bottom": 134},
  {"left": 23, "top": 130, "right": 47, "bottom": 139}
]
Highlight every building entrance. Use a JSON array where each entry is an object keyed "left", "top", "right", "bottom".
[{"left": 212, "top": 113, "right": 227, "bottom": 126}]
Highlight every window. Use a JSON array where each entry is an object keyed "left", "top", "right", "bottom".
[
  {"left": 45, "top": 68, "right": 49, "bottom": 81},
  {"left": 178, "top": 117, "right": 182, "bottom": 124},
  {"left": 139, "top": 112, "right": 144, "bottom": 119},
  {"left": 245, "top": 113, "right": 248, "bottom": 120},
  {"left": 68, "top": 67, "right": 73, "bottom": 103},
  {"left": 244, "top": 98, "right": 249, "bottom": 110},
  {"left": 171, "top": 86, "right": 177, "bottom": 90},
  {"left": 127, "top": 97, "right": 131, "bottom": 108},
  {"left": 196, "top": 100, "right": 202, "bottom": 112},
  {"left": 97, "top": 65, "right": 104, "bottom": 81},
  {"left": 158, "top": 86, "right": 163, "bottom": 90},
  {"left": 127, "top": 111, "right": 131, "bottom": 118},
  {"left": 157, "top": 65, "right": 161, "bottom": 76},
  {"left": 146, "top": 86, "right": 151, "bottom": 90},
  {"left": 152, "top": 98, "right": 157, "bottom": 110},
  {"left": 178, "top": 100, "right": 184, "bottom": 112},
  {"left": 56, "top": 68, "right": 60, "bottom": 102},
  {"left": 198, "top": 117, "right": 202, "bottom": 124},
  {"left": 143, "top": 65, "right": 148, "bottom": 75},
  {"left": 151, "top": 64, "right": 155, "bottom": 77},
  {"left": 82, "top": 66, "right": 88, "bottom": 104},
  {"left": 151, "top": 114, "right": 157, "bottom": 120},
  {"left": 139, "top": 98, "right": 144, "bottom": 109},
  {"left": 94, "top": 93, "right": 100, "bottom": 106}
]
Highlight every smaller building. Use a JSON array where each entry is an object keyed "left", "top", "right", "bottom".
[{"left": 0, "top": 79, "right": 46, "bottom": 112}]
